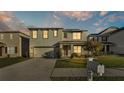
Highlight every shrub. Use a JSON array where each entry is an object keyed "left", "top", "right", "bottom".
[{"left": 70, "top": 53, "right": 78, "bottom": 58}]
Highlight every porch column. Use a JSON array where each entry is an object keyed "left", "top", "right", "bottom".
[
  {"left": 60, "top": 44, "right": 63, "bottom": 57},
  {"left": 70, "top": 44, "right": 73, "bottom": 55},
  {"left": 104, "top": 45, "right": 107, "bottom": 54},
  {"left": 68, "top": 45, "right": 71, "bottom": 57}
]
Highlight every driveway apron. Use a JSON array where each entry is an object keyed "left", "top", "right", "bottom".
[{"left": 0, "top": 58, "right": 56, "bottom": 81}]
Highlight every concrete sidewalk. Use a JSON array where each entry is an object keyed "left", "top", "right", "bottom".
[
  {"left": 51, "top": 68, "right": 87, "bottom": 77},
  {"left": 51, "top": 68, "right": 124, "bottom": 78}
]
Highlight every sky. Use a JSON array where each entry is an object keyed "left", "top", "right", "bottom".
[{"left": 0, "top": 11, "right": 124, "bottom": 33}]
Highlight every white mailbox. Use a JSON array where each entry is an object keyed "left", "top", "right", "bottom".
[{"left": 97, "top": 65, "right": 104, "bottom": 76}]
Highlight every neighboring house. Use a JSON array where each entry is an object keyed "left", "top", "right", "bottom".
[
  {"left": 0, "top": 31, "right": 30, "bottom": 58},
  {"left": 29, "top": 28, "right": 88, "bottom": 58},
  {"left": 88, "top": 26, "right": 124, "bottom": 55}
]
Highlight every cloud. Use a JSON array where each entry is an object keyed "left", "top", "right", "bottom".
[
  {"left": 40, "top": 14, "right": 63, "bottom": 27},
  {"left": 96, "top": 27, "right": 105, "bottom": 33},
  {"left": 94, "top": 13, "right": 124, "bottom": 26},
  {"left": 0, "top": 12, "right": 12, "bottom": 22},
  {"left": 100, "top": 11, "right": 108, "bottom": 16},
  {"left": 55, "top": 11, "right": 93, "bottom": 21},
  {"left": 0, "top": 11, "right": 29, "bottom": 35}
]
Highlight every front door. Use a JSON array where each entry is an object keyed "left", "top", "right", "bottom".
[
  {"left": 0, "top": 47, "right": 2, "bottom": 56},
  {"left": 63, "top": 45, "right": 69, "bottom": 57}
]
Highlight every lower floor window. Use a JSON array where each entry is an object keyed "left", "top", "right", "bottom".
[
  {"left": 73, "top": 46, "right": 81, "bottom": 54},
  {"left": 7, "top": 47, "right": 16, "bottom": 54}
]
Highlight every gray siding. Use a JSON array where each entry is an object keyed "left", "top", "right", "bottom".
[
  {"left": 30, "top": 29, "right": 63, "bottom": 47},
  {"left": 0, "top": 32, "right": 20, "bottom": 57},
  {"left": 108, "top": 29, "right": 124, "bottom": 54},
  {"left": 30, "top": 28, "right": 63, "bottom": 57}
]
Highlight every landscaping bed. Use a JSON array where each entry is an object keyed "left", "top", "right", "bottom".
[
  {"left": 0, "top": 57, "right": 29, "bottom": 68},
  {"left": 54, "top": 58, "right": 87, "bottom": 68}
]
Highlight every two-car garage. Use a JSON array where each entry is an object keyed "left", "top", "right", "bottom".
[{"left": 33, "top": 47, "right": 54, "bottom": 58}]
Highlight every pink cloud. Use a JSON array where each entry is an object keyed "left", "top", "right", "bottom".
[
  {"left": 0, "top": 11, "right": 30, "bottom": 35},
  {"left": 108, "top": 15, "right": 124, "bottom": 22},
  {"left": 56, "top": 11, "right": 93, "bottom": 21},
  {"left": 100, "top": 11, "right": 108, "bottom": 16},
  {"left": 96, "top": 27, "right": 105, "bottom": 33},
  {"left": 94, "top": 14, "right": 124, "bottom": 26},
  {"left": 0, "top": 12, "right": 12, "bottom": 22}
]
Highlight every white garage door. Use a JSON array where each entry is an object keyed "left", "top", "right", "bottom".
[{"left": 34, "top": 48, "right": 54, "bottom": 57}]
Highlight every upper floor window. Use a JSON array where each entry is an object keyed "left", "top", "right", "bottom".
[
  {"left": 73, "top": 32, "right": 81, "bottom": 40},
  {"left": 10, "top": 34, "right": 13, "bottom": 39},
  {"left": 32, "top": 30, "right": 37, "bottom": 39},
  {"left": 102, "top": 37, "right": 107, "bottom": 42},
  {"left": 64, "top": 32, "right": 67, "bottom": 38},
  {"left": 0, "top": 34, "right": 4, "bottom": 40},
  {"left": 43, "top": 30, "right": 48, "bottom": 39},
  {"left": 54, "top": 30, "right": 58, "bottom": 37}
]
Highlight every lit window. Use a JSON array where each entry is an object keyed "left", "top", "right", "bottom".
[
  {"left": 0, "top": 34, "right": 4, "bottom": 39},
  {"left": 32, "top": 30, "right": 37, "bottom": 38},
  {"left": 7, "top": 47, "right": 15, "bottom": 54},
  {"left": 43, "top": 30, "right": 48, "bottom": 39},
  {"left": 73, "top": 32, "right": 81, "bottom": 40},
  {"left": 10, "top": 34, "right": 13, "bottom": 39},
  {"left": 73, "top": 46, "right": 81, "bottom": 54},
  {"left": 54, "top": 30, "right": 58, "bottom": 37}
]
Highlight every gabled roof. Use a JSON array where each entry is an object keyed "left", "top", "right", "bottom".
[
  {"left": 109, "top": 27, "right": 124, "bottom": 35},
  {"left": 88, "top": 26, "right": 119, "bottom": 37},
  {"left": 98, "top": 26, "right": 119, "bottom": 35},
  {"left": 89, "top": 26, "right": 124, "bottom": 37}
]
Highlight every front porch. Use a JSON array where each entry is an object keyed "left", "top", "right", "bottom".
[
  {"left": 59, "top": 41, "right": 86, "bottom": 58},
  {"left": 102, "top": 42, "right": 113, "bottom": 54}
]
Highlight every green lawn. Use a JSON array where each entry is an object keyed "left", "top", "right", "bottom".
[
  {"left": 96, "top": 55, "right": 124, "bottom": 68},
  {"left": 55, "top": 55, "right": 124, "bottom": 68},
  {"left": 54, "top": 58, "right": 86, "bottom": 68},
  {"left": 0, "top": 57, "right": 29, "bottom": 68}
]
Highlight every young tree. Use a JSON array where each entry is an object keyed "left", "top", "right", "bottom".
[{"left": 85, "top": 37, "right": 103, "bottom": 56}]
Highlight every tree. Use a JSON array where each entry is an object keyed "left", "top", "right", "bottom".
[{"left": 85, "top": 38, "right": 103, "bottom": 56}]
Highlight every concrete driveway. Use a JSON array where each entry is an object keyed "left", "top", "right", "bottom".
[{"left": 0, "top": 58, "right": 56, "bottom": 81}]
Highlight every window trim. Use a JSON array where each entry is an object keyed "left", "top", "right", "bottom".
[
  {"left": 32, "top": 30, "right": 38, "bottom": 39},
  {"left": 64, "top": 32, "right": 67, "bottom": 38},
  {"left": 0, "top": 34, "right": 4, "bottom": 40},
  {"left": 7, "top": 47, "right": 15, "bottom": 54},
  {"left": 53, "top": 30, "right": 58, "bottom": 37},
  {"left": 10, "top": 34, "right": 13, "bottom": 39},
  {"left": 42, "top": 30, "right": 48, "bottom": 39},
  {"left": 73, "top": 46, "right": 82, "bottom": 54},
  {"left": 72, "top": 32, "right": 81, "bottom": 40}
]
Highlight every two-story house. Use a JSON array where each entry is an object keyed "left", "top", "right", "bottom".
[
  {"left": 59, "top": 29, "right": 88, "bottom": 58},
  {"left": 0, "top": 31, "right": 30, "bottom": 58},
  {"left": 29, "top": 28, "right": 88, "bottom": 58},
  {"left": 29, "top": 28, "right": 63, "bottom": 58},
  {"left": 88, "top": 26, "right": 124, "bottom": 55}
]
